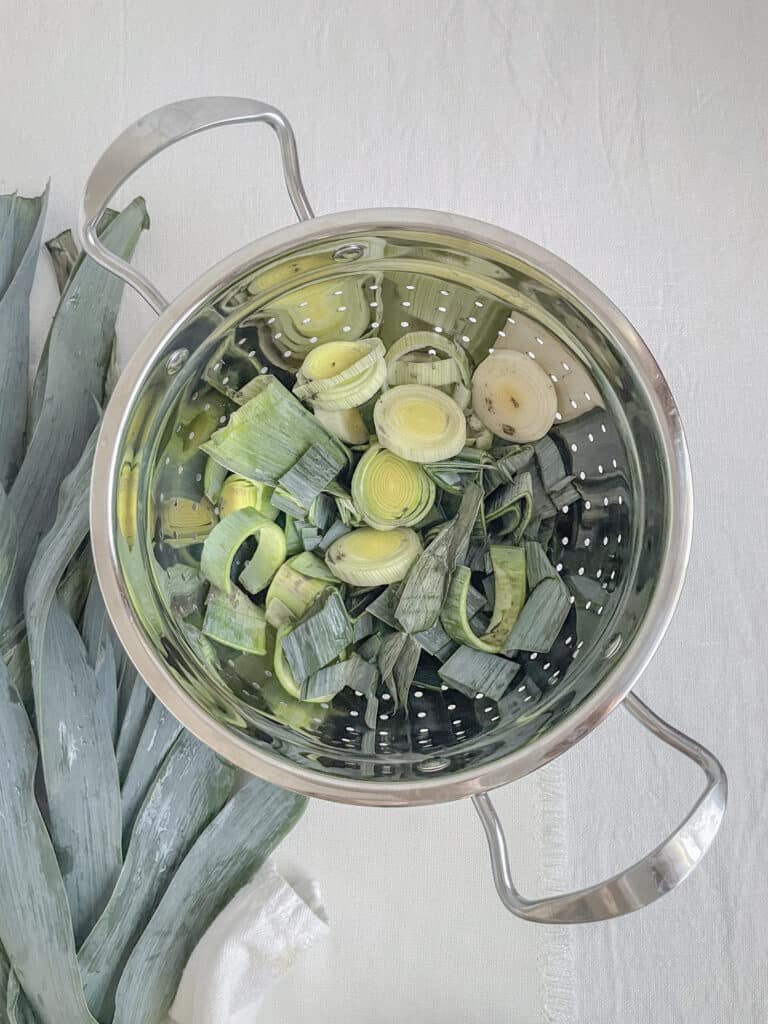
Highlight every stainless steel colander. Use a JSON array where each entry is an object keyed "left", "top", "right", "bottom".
[{"left": 81, "top": 98, "right": 726, "bottom": 924}]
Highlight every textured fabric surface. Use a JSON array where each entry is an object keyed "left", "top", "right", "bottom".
[
  {"left": 168, "top": 861, "right": 329, "bottom": 1024},
  {"left": 2, "top": 0, "right": 765, "bottom": 1019}
]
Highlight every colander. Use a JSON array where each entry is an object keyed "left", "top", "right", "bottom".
[{"left": 81, "top": 98, "right": 726, "bottom": 925}]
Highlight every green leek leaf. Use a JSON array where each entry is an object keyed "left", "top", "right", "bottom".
[
  {"left": 300, "top": 653, "right": 377, "bottom": 701},
  {"left": 378, "top": 630, "right": 420, "bottom": 708},
  {"left": 120, "top": 701, "right": 182, "bottom": 847},
  {"left": 202, "top": 375, "right": 348, "bottom": 483},
  {"left": 78, "top": 733, "right": 235, "bottom": 1023},
  {"left": 0, "top": 188, "right": 47, "bottom": 492},
  {"left": 112, "top": 779, "right": 306, "bottom": 1024},
  {"left": 0, "top": 660, "right": 97, "bottom": 1024},
  {"left": 503, "top": 542, "right": 570, "bottom": 653},
  {"left": 281, "top": 589, "right": 353, "bottom": 682},
  {"left": 202, "top": 586, "right": 267, "bottom": 654},
  {"left": 38, "top": 598, "right": 122, "bottom": 945},
  {"left": 438, "top": 645, "right": 519, "bottom": 701},
  {"left": 394, "top": 481, "right": 483, "bottom": 633},
  {"left": 9, "top": 198, "right": 148, "bottom": 627}
]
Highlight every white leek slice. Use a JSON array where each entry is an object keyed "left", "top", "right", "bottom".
[
  {"left": 200, "top": 508, "right": 286, "bottom": 595},
  {"left": 472, "top": 350, "right": 557, "bottom": 442},
  {"left": 294, "top": 339, "right": 386, "bottom": 411},
  {"left": 351, "top": 444, "right": 435, "bottom": 531},
  {"left": 325, "top": 527, "right": 421, "bottom": 585},
  {"left": 373, "top": 384, "right": 466, "bottom": 463}
]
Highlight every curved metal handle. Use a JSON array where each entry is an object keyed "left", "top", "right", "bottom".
[
  {"left": 473, "top": 692, "right": 727, "bottom": 924},
  {"left": 78, "top": 96, "right": 314, "bottom": 314}
]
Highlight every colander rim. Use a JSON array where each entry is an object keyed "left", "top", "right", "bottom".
[{"left": 91, "top": 206, "right": 693, "bottom": 806}]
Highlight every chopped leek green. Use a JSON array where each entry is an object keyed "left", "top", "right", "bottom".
[
  {"left": 534, "top": 436, "right": 581, "bottom": 508},
  {"left": 394, "top": 482, "right": 483, "bottom": 633},
  {"left": 485, "top": 472, "right": 533, "bottom": 543},
  {"left": 503, "top": 542, "right": 570, "bottom": 653},
  {"left": 351, "top": 444, "right": 435, "bottom": 530},
  {"left": 374, "top": 384, "right": 467, "bottom": 463},
  {"left": 491, "top": 443, "right": 535, "bottom": 482},
  {"left": 280, "top": 590, "right": 353, "bottom": 683},
  {"left": 202, "top": 587, "right": 267, "bottom": 654},
  {"left": 378, "top": 631, "right": 421, "bottom": 708},
  {"left": 200, "top": 508, "right": 285, "bottom": 595},
  {"left": 201, "top": 375, "right": 348, "bottom": 483},
  {"left": 294, "top": 339, "right": 386, "bottom": 410},
  {"left": 159, "top": 497, "right": 217, "bottom": 548},
  {"left": 442, "top": 546, "right": 525, "bottom": 653},
  {"left": 424, "top": 448, "right": 490, "bottom": 494},
  {"left": 300, "top": 654, "right": 377, "bottom": 702},
  {"left": 438, "top": 646, "right": 519, "bottom": 701},
  {"left": 219, "top": 476, "right": 277, "bottom": 519},
  {"left": 271, "top": 443, "right": 345, "bottom": 519},
  {"left": 325, "top": 480, "right": 361, "bottom": 527},
  {"left": 325, "top": 527, "right": 422, "bottom": 586},
  {"left": 283, "top": 515, "right": 302, "bottom": 556}
]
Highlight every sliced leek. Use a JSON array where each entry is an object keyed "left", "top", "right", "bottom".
[
  {"left": 373, "top": 384, "right": 467, "bottom": 463},
  {"left": 351, "top": 444, "right": 435, "bottom": 531},
  {"left": 385, "top": 331, "right": 471, "bottom": 389},
  {"left": 300, "top": 654, "right": 378, "bottom": 702},
  {"left": 219, "top": 476, "right": 277, "bottom": 519},
  {"left": 202, "top": 586, "right": 267, "bottom": 654},
  {"left": 442, "top": 546, "right": 526, "bottom": 653},
  {"left": 325, "top": 527, "right": 422, "bottom": 586},
  {"left": 313, "top": 406, "right": 369, "bottom": 445},
  {"left": 472, "top": 350, "right": 557, "bottom": 442},
  {"left": 294, "top": 339, "right": 386, "bottom": 411},
  {"left": 200, "top": 508, "right": 286, "bottom": 595}
]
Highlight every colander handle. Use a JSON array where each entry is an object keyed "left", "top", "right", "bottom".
[
  {"left": 78, "top": 97, "right": 314, "bottom": 315},
  {"left": 473, "top": 692, "right": 726, "bottom": 924}
]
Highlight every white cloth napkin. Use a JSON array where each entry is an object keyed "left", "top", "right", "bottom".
[{"left": 167, "top": 861, "right": 329, "bottom": 1024}]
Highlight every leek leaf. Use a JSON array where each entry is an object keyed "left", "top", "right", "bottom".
[
  {"left": 202, "top": 375, "right": 348, "bottom": 483},
  {"left": 78, "top": 733, "right": 235, "bottom": 1023},
  {"left": 112, "top": 780, "right": 306, "bottom": 1024},
  {"left": 281, "top": 589, "right": 353, "bottom": 682}
]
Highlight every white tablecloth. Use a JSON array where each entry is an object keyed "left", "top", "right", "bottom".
[{"left": 3, "top": 0, "right": 766, "bottom": 1019}]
